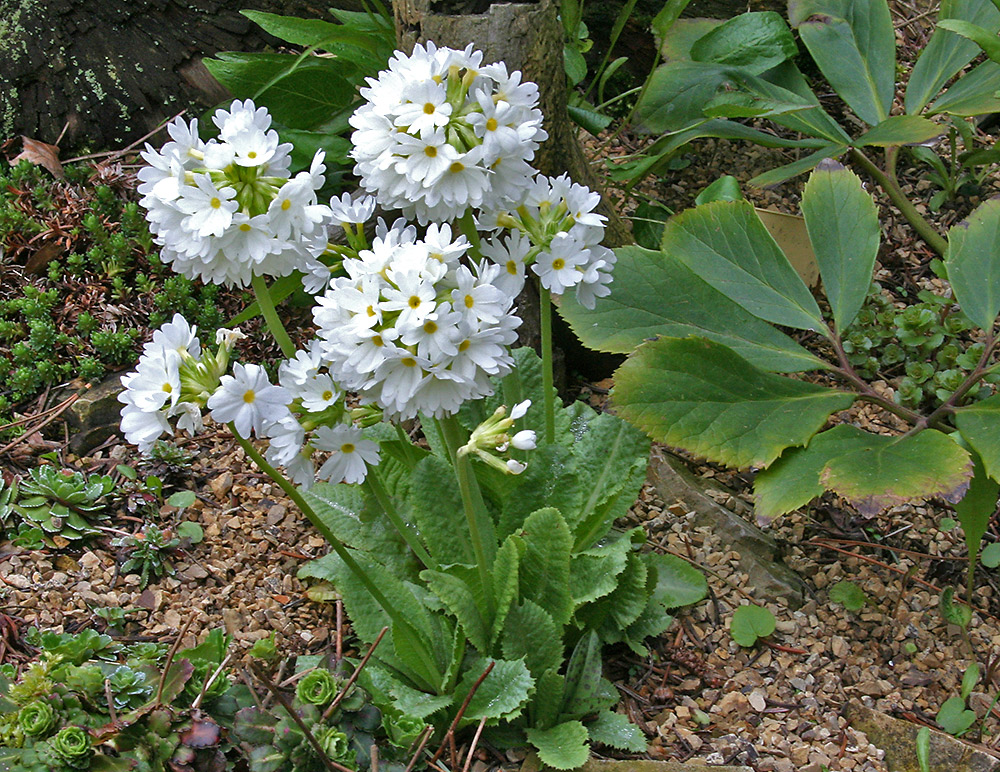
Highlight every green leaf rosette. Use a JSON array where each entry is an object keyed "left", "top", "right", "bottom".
[
  {"left": 295, "top": 669, "right": 341, "bottom": 707},
  {"left": 49, "top": 725, "right": 93, "bottom": 770},
  {"left": 18, "top": 700, "right": 58, "bottom": 738}
]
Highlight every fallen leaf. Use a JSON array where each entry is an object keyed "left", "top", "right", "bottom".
[
  {"left": 12, "top": 137, "right": 64, "bottom": 179},
  {"left": 24, "top": 241, "right": 63, "bottom": 275},
  {"left": 179, "top": 717, "right": 221, "bottom": 748}
]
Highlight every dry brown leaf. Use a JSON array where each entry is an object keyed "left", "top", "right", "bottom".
[
  {"left": 12, "top": 136, "right": 64, "bottom": 179},
  {"left": 24, "top": 241, "right": 63, "bottom": 275}
]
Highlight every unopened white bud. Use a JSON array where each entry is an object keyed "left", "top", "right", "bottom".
[
  {"left": 506, "top": 459, "right": 527, "bottom": 474},
  {"left": 510, "top": 400, "right": 531, "bottom": 420},
  {"left": 511, "top": 430, "right": 536, "bottom": 450}
]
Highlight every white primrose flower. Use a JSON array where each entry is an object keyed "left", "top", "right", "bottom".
[
  {"left": 313, "top": 424, "right": 381, "bottom": 484},
  {"left": 207, "top": 362, "right": 291, "bottom": 438},
  {"left": 459, "top": 400, "right": 536, "bottom": 474},
  {"left": 313, "top": 223, "right": 521, "bottom": 420},
  {"left": 138, "top": 102, "right": 333, "bottom": 289},
  {"left": 349, "top": 42, "right": 546, "bottom": 223},
  {"left": 329, "top": 192, "right": 377, "bottom": 226}
]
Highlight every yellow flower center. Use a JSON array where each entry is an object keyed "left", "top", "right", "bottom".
[
  {"left": 239, "top": 223, "right": 251, "bottom": 232},
  {"left": 281, "top": 199, "right": 292, "bottom": 211},
  {"left": 341, "top": 443, "right": 355, "bottom": 453},
  {"left": 408, "top": 296, "right": 422, "bottom": 309},
  {"left": 486, "top": 117, "right": 498, "bottom": 131},
  {"left": 366, "top": 305, "right": 376, "bottom": 317},
  {"left": 210, "top": 197, "right": 221, "bottom": 209},
  {"left": 423, "top": 102, "right": 436, "bottom": 115},
  {"left": 248, "top": 151, "right": 257, "bottom": 158},
  {"left": 423, "top": 320, "right": 438, "bottom": 334},
  {"left": 552, "top": 258, "right": 566, "bottom": 271},
  {"left": 449, "top": 162, "right": 464, "bottom": 174},
  {"left": 425, "top": 146, "right": 438, "bottom": 158},
  {"left": 458, "top": 340, "right": 471, "bottom": 352},
  {"left": 402, "top": 357, "right": 417, "bottom": 368},
  {"left": 243, "top": 390, "right": 256, "bottom": 404},
  {"left": 464, "top": 295, "right": 474, "bottom": 309},
  {"left": 162, "top": 383, "right": 172, "bottom": 393},
  {"left": 506, "top": 260, "right": 517, "bottom": 275},
  {"left": 322, "top": 390, "right": 334, "bottom": 401},
  {"left": 372, "top": 335, "right": 384, "bottom": 347}
]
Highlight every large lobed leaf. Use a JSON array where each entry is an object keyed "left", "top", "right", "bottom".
[
  {"left": 789, "top": 0, "right": 895, "bottom": 126},
  {"left": 660, "top": 200, "right": 825, "bottom": 331},
  {"left": 614, "top": 336, "right": 855, "bottom": 469},
  {"left": 559, "top": 244, "right": 825, "bottom": 372},
  {"left": 946, "top": 198, "right": 1000, "bottom": 331},
  {"left": 801, "top": 160, "right": 879, "bottom": 333},
  {"left": 956, "top": 394, "right": 1000, "bottom": 481}
]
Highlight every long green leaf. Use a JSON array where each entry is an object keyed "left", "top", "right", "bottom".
[
  {"left": 956, "top": 394, "right": 1000, "bottom": 480},
  {"left": 661, "top": 200, "right": 825, "bottom": 331},
  {"left": 410, "top": 455, "right": 476, "bottom": 566},
  {"left": 929, "top": 60, "right": 1000, "bottom": 115},
  {"left": 946, "top": 198, "right": 1000, "bottom": 331},
  {"left": 820, "top": 430, "right": 973, "bottom": 515},
  {"left": 801, "top": 160, "right": 879, "bottom": 333},
  {"left": 501, "top": 600, "right": 564, "bottom": 678},
  {"left": 938, "top": 19, "right": 1000, "bottom": 61},
  {"left": 614, "top": 337, "right": 855, "bottom": 468},
  {"left": 690, "top": 12, "right": 797, "bottom": 74},
  {"left": 559, "top": 246, "right": 826, "bottom": 372},
  {"left": 954, "top": 448, "right": 999, "bottom": 561},
  {"left": 905, "top": 0, "right": 1000, "bottom": 113},
  {"left": 634, "top": 61, "right": 732, "bottom": 133},
  {"left": 241, "top": 10, "right": 383, "bottom": 51},
  {"left": 854, "top": 115, "right": 944, "bottom": 146},
  {"left": 749, "top": 143, "right": 848, "bottom": 187},
  {"left": 519, "top": 508, "right": 574, "bottom": 626},
  {"left": 789, "top": 0, "right": 895, "bottom": 126},
  {"left": 421, "top": 568, "right": 489, "bottom": 654}
]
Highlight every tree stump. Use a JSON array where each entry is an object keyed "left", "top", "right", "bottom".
[{"left": 0, "top": 0, "right": 361, "bottom": 152}]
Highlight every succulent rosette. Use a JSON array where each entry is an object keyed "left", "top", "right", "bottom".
[
  {"left": 138, "top": 99, "right": 333, "bottom": 287},
  {"left": 49, "top": 725, "right": 94, "bottom": 770},
  {"left": 295, "top": 669, "right": 342, "bottom": 706},
  {"left": 349, "top": 42, "right": 547, "bottom": 223},
  {"left": 18, "top": 700, "right": 58, "bottom": 738}
]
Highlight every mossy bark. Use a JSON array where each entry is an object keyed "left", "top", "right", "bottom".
[{"left": 0, "top": 0, "right": 363, "bottom": 151}]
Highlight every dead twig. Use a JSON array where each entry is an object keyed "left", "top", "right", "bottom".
[
  {"left": 322, "top": 626, "right": 388, "bottom": 722},
  {"left": 430, "top": 661, "right": 496, "bottom": 765}
]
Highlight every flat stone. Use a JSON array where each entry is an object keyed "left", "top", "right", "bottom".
[
  {"left": 521, "top": 757, "right": 751, "bottom": 772},
  {"left": 647, "top": 449, "right": 809, "bottom": 608},
  {"left": 845, "top": 702, "right": 1000, "bottom": 772},
  {"left": 64, "top": 374, "right": 125, "bottom": 454}
]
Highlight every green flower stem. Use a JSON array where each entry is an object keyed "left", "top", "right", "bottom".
[
  {"left": 539, "top": 285, "right": 556, "bottom": 444},
  {"left": 458, "top": 209, "right": 483, "bottom": 261},
  {"left": 438, "top": 415, "right": 496, "bottom": 610},
  {"left": 229, "top": 423, "right": 442, "bottom": 689},
  {"left": 850, "top": 148, "right": 949, "bottom": 257},
  {"left": 251, "top": 273, "right": 295, "bottom": 359},
  {"left": 363, "top": 471, "right": 437, "bottom": 570}
]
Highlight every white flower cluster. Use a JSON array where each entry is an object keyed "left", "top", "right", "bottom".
[
  {"left": 350, "top": 42, "right": 547, "bottom": 223},
  {"left": 481, "top": 174, "right": 616, "bottom": 309},
  {"left": 138, "top": 100, "right": 333, "bottom": 288},
  {"left": 313, "top": 221, "right": 520, "bottom": 420},
  {"left": 118, "top": 315, "right": 211, "bottom": 452}
]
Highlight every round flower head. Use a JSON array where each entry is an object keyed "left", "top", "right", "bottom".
[
  {"left": 313, "top": 222, "right": 521, "bottom": 419},
  {"left": 138, "top": 101, "right": 333, "bottom": 288},
  {"left": 349, "top": 42, "right": 547, "bottom": 223}
]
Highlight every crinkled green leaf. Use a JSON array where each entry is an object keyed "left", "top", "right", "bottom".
[
  {"left": 662, "top": 200, "right": 824, "bottom": 331},
  {"left": 526, "top": 721, "right": 591, "bottom": 770},
  {"left": 459, "top": 658, "right": 533, "bottom": 724},
  {"left": 587, "top": 710, "right": 648, "bottom": 752},
  {"left": 421, "top": 569, "right": 488, "bottom": 653},
  {"left": 533, "top": 670, "right": 566, "bottom": 730},
  {"left": 520, "top": 508, "right": 574, "bottom": 625},
  {"left": 490, "top": 535, "right": 522, "bottom": 649},
  {"left": 645, "top": 552, "right": 707, "bottom": 609},
  {"left": 500, "top": 445, "right": 580, "bottom": 538},
  {"left": 614, "top": 337, "right": 855, "bottom": 469},
  {"left": 570, "top": 535, "right": 632, "bottom": 606},
  {"left": 560, "top": 245, "right": 824, "bottom": 372},
  {"left": 411, "top": 455, "right": 475, "bottom": 566},
  {"left": 906, "top": 0, "right": 1000, "bottom": 113},
  {"left": 820, "top": 429, "right": 973, "bottom": 516},
  {"left": 789, "top": 0, "right": 895, "bottom": 126},
  {"left": 801, "top": 160, "right": 879, "bottom": 333},
  {"left": 501, "top": 600, "right": 564, "bottom": 679},
  {"left": 946, "top": 197, "right": 1000, "bottom": 331}
]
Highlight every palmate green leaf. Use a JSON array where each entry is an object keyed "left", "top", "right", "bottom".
[
  {"left": 587, "top": 710, "right": 648, "bottom": 752},
  {"left": 410, "top": 455, "right": 475, "bottom": 566},
  {"left": 459, "top": 657, "right": 533, "bottom": 725},
  {"left": 560, "top": 245, "right": 824, "bottom": 373},
  {"left": 662, "top": 200, "right": 825, "bottom": 331},
  {"left": 501, "top": 600, "right": 564, "bottom": 678},
  {"left": 644, "top": 552, "right": 708, "bottom": 609},
  {"left": 854, "top": 115, "right": 944, "bottom": 146},
  {"left": 939, "top": 19, "right": 1000, "bottom": 62},
  {"left": 730, "top": 604, "right": 776, "bottom": 646},
  {"left": 905, "top": 0, "right": 1000, "bottom": 114},
  {"left": 526, "top": 722, "right": 591, "bottom": 770},
  {"left": 820, "top": 430, "right": 973, "bottom": 516},
  {"left": 203, "top": 54, "right": 355, "bottom": 130},
  {"left": 801, "top": 160, "right": 879, "bottom": 333},
  {"left": 689, "top": 12, "right": 797, "bottom": 74},
  {"left": 614, "top": 337, "right": 855, "bottom": 469},
  {"left": 520, "top": 508, "right": 574, "bottom": 625},
  {"left": 929, "top": 60, "right": 1000, "bottom": 116},
  {"left": 955, "top": 394, "right": 1000, "bottom": 480},
  {"left": 789, "top": 0, "right": 895, "bottom": 126},
  {"left": 946, "top": 198, "right": 1000, "bottom": 331},
  {"left": 753, "top": 424, "right": 875, "bottom": 521}
]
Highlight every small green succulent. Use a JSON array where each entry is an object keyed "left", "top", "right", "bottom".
[
  {"left": 13, "top": 466, "right": 114, "bottom": 546},
  {"left": 48, "top": 725, "right": 94, "bottom": 769},
  {"left": 296, "top": 669, "right": 342, "bottom": 707},
  {"left": 113, "top": 524, "right": 180, "bottom": 588},
  {"left": 0, "top": 476, "right": 15, "bottom": 536},
  {"left": 17, "top": 700, "right": 58, "bottom": 738}
]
